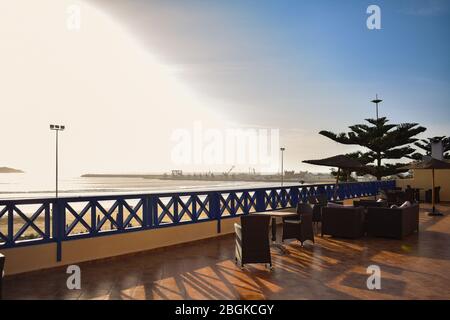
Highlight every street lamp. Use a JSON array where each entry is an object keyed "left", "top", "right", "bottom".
[
  {"left": 371, "top": 94, "right": 383, "bottom": 120},
  {"left": 50, "top": 124, "right": 65, "bottom": 198},
  {"left": 280, "top": 147, "right": 285, "bottom": 187}
]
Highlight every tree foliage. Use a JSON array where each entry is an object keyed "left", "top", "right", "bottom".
[
  {"left": 319, "top": 117, "right": 426, "bottom": 180},
  {"left": 410, "top": 136, "right": 450, "bottom": 160}
]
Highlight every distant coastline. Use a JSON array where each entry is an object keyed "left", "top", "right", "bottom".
[
  {"left": 0, "top": 166, "right": 23, "bottom": 173},
  {"left": 81, "top": 172, "right": 336, "bottom": 184}
]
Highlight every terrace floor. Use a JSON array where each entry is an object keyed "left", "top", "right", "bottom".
[{"left": 3, "top": 203, "right": 450, "bottom": 300}]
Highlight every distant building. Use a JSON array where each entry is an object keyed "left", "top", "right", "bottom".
[
  {"left": 171, "top": 170, "right": 183, "bottom": 176},
  {"left": 284, "top": 170, "right": 295, "bottom": 177}
]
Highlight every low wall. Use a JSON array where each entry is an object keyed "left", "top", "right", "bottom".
[
  {"left": 396, "top": 169, "right": 450, "bottom": 201},
  {"left": 1, "top": 217, "right": 240, "bottom": 276}
]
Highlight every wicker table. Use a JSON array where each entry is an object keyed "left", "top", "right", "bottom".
[{"left": 252, "top": 211, "right": 298, "bottom": 254}]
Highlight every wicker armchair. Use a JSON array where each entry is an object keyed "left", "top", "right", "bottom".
[
  {"left": 316, "top": 193, "right": 328, "bottom": 206},
  {"left": 307, "top": 194, "right": 328, "bottom": 232},
  {"left": 425, "top": 187, "right": 441, "bottom": 204},
  {"left": 404, "top": 188, "right": 416, "bottom": 203},
  {"left": 0, "top": 253, "right": 4, "bottom": 300},
  {"left": 386, "top": 191, "right": 406, "bottom": 206},
  {"left": 235, "top": 215, "right": 271, "bottom": 268},
  {"left": 282, "top": 203, "right": 315, "bottom": 246},
  {"left": 308, "top": 195, "right": 318, "bottom": 204}
]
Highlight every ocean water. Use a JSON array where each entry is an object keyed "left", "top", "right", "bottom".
[{"left": 0, "top": 173, "right": 287, "bottom": 200}]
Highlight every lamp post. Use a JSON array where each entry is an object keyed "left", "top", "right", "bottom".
[
  {"left": 280, "top": 147, "right": 285, "bottom": 187},
  {"left": 50, "top": 124, "right": 65, "bottom": 198},
  {"left": 371, "top": 94, "right": 383, "bottom": 120}
]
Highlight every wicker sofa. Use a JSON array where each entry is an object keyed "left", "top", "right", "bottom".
[
  {"left": 321, "top": 206, "right": 365, "bottom": 239},
  {"left": 366, "top": 203, "right": 419, "bottom": 239}
]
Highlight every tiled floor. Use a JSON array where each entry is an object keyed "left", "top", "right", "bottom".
[{"left": 3, "top": 203, "right": 450, "bottom": 300}]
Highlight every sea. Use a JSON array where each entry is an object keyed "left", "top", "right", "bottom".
[{"left": 0, "top": 173, "right": 298, "bottom": 200}]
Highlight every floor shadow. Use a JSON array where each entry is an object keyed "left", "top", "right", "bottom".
[{"left": 3, "top": 204, "right": 450, "bottom": 300}]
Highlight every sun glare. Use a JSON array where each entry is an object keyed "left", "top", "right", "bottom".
[{"left": 0, "top": 0, "right": 226, "bottom": 176}]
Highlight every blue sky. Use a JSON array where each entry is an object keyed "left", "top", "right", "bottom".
[
  {"left": 1, "top": 0, "right": 448, "bottom": 175},
  {"left": 94, "top": 0, "right": 449, "bottom": 128},
  {"left": 89, "top": 0, "right": 449, "bottom": 171}
]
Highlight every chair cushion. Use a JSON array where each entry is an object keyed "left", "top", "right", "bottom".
[
  {"left": 284, "top": 219, "right": 301, "bottom": 224},
  {"left": 327, "top": 202, "right": 354, "bottom": 208},
  {"left": 400, "top": 201, "right": 411, "bottom": 208},
  {"left": 327, "top": 202, "right": 345, "bottom": 208}
]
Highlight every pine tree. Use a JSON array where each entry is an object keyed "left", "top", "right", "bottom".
[
  {"left": 410, "top": 136, "right": 450, "bottom": 160},
  {"left": 319, "top": 117, "right": 426, "bottom": 180}
]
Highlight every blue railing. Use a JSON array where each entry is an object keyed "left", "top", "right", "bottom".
[{"left": 0, "top": 180, "right": 395, "bottom": 260}]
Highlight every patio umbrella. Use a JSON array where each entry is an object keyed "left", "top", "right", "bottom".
[
  {"left": 399, "top": 158, "right": 450, "bottom": 216},
  {"left": 303, "top": 155, "right": 365, "bottom": 200}
]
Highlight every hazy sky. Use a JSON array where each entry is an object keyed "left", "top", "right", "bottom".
[{"left": 1, "top": 0, "right": 449, "bottom": 177}]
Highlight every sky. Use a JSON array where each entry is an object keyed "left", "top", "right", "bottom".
[{"left": 0, "top": 0, "right": 449, "bottom": 177}]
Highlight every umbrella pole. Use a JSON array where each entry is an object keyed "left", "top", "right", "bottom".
[
  {"left": 432, "top": 168, "right": 435, "bottom": 214},
  {"left": 333, "top": 168, "right": 340, "bottom": 201}
]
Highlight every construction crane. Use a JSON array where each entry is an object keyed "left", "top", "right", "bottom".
[{"left": 223, "top": 165, "right": 235, "bottom": 176}]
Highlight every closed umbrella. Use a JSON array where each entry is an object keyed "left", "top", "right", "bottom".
[
  {"left": 303, "top": 155, "right": 365, "bottom": 200},
  {"left": 399, "top": 158, "right": 450, "bottom": 216}
]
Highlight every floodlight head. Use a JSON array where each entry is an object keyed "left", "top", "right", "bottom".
[
  {"left": 371, "top": 94, "right": 382, "bottom": 104},
  {"left": 50, "top": 124, "right": 65, "bottom": 131},
  {"left": 280, "top": 147, "right": 286, "bottom": 151}
]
